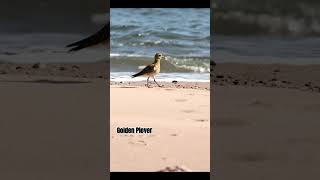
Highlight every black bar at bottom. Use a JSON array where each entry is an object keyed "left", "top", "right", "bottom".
[{"left": 111, "top": 172, "right": 210, "bottom": 180}]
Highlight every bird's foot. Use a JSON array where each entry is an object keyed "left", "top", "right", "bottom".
[
  {"left": 155, "top": 83, "right": 163, "bottom": 87},
  {"left": 154, "top": 81, "right": 163, "bottom": 87}
]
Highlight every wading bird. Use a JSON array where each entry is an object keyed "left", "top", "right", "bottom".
[{"left": 131, "top": 53, "right": 164, "bottom": 88}]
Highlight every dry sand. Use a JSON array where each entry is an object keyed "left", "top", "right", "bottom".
[
  {"left": 213, "top": 63, "right": 320, "bottom": 179},
  {"left": 4, "top": 61, "right": 320, "bottom": 176},
  {"left": 0, "top": 64, "right": 108, "bottom": 180},
  {"left": 110, "top": 82, "right": 210, "bottom": 172},
  {"left": 0, "top": 62, "right": 210, "bottom": 174}
]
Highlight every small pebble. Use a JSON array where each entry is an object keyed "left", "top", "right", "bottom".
[{"left": 32, "top": 63, "right": 40, "bottom": 69}]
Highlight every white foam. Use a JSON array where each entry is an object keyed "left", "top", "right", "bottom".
[{"left": 110, "top": 72, "right": 210, "bottom": 82}]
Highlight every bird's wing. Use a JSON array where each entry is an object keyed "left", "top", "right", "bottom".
[
  {"left": 66, "top": 23, "right": 109, "bottom": 52},
  {"left": 132, "top": 64, "right": 155, "bottom": 77}
]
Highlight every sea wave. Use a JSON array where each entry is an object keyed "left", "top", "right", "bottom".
[
  {"left": 110, "top": 56, "right": 210, "bottom": 73},
  {"left": 111, "top": 72, "right": 210, "bottom": 82},
  {"left": 212, "top": 0, "right": 320, "bottom": 36}
]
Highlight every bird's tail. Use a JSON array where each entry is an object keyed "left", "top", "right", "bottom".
[{"left": 131, "top": 72, "right": 143, "bottom": 78}]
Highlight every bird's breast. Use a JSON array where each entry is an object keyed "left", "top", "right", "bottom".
[{"left": 154, "top": 65, "right": 160, "bottom": 74}]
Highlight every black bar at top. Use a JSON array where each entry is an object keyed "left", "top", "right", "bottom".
[{"left": 111, "top": 0, "right": 210, "bottom": 8}]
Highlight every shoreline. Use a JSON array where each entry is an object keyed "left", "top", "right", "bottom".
[
  {"left": 110, "top": 80, "right": 210, "bottom": 90},
  {"left": 2, "top": 61, "right": 320, "bottom": 93},
  {"left": 213, "top": 62, "right": 320, "bottom": 93}
]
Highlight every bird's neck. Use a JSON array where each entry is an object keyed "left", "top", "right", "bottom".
[{"left": 154, "top": 58, "right": 161, "bottom": 65}]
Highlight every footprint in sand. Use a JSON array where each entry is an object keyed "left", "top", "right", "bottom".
[
  {"left": 182, "top": 109, "right": 195, "bottom": 113},
  {"left": 165, "top": 88, "right": 175, "bottom": 91},
  {"left": 175, "top": 99, "right": 187, "bottom": 102},
  {"left": 129, "top": 140, "right": 147, "bottom": 146},
  {"left": 194, "top": 119, "right": 208, "bottom": 122}
]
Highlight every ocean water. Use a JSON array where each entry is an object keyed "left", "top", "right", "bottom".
[
  {"left": 213, "top": 36, "right": 320, "bottom": 64},
  {"left": 212, "top": 0, "right": 320, "bottom": 37},
  {"left": 110, "top": 8, "right": 210, "bottom": 82},
  {"left": 0, "top": 1, "right": 107, "bottom": 64},
  {"left": 212, "top": 0, "right": 320, "bottom": 64}
]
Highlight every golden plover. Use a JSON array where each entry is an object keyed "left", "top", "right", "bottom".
[{"left": 131, "top": 53, "right": 164, "bottom": 88}]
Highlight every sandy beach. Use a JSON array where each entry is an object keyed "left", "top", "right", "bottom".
[
  {"left": 0, "top": 61, "right": 210, "bottom": 173},
  {"left": 0, "top": 63, "right": 108, "bottom": 180},
  {"left": 4, "top": 60, "right": 320, "bottom": 176},
  {"left": 110, "top": 81, "right": 210, "bottom": 172},
  {"left": 213, "top": 63, "right": 320, "bottom": 179}
]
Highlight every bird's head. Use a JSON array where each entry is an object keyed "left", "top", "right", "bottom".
[{"left": 154, "top": 53, "right": 164, "bottom": 60}]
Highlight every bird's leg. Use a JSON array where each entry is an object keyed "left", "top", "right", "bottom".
[
  {"left": 153, "top": 76, "right": 163, "bottom": 87},
  {"left": 146, "top": 77, "right": 151, "bottom": 88}
]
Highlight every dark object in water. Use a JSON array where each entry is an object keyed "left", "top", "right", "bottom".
[{"left": 172, "top": 80, "right": 178, "bottom": 84}]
